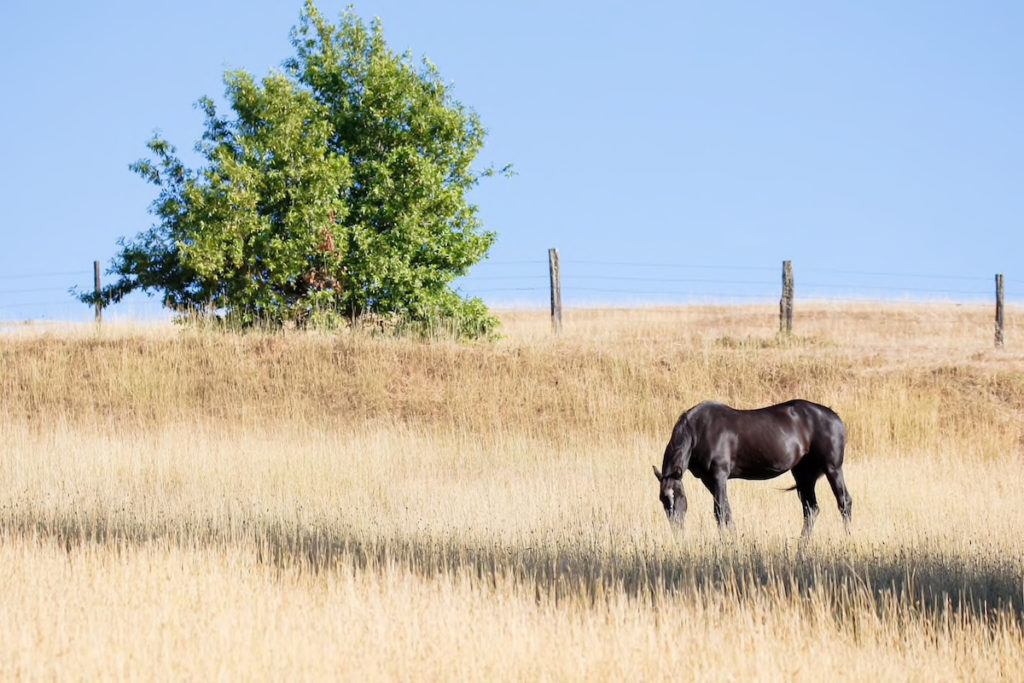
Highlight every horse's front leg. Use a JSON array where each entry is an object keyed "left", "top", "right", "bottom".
[{"left": 703, "top": 471, "right": 733, "bottom": 529}]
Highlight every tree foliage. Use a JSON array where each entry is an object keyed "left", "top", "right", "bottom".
[{"left": 86, "top": 1, "right": 502, "bottom": 336}]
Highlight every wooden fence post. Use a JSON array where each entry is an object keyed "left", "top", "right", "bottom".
[
  {"left": 93, "top": 260, "right": 102, "bottom": 324},
  {"left": 779, "top": 260, "right": 793, "bottom": 335},
  {"left": 995, "top": 273, "right": 1004, "bottom": 347},
  {"left": 548, "top": 248, "right": 562, "bottom": 333}
]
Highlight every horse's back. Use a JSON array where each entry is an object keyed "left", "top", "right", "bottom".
[
  {"left": 686, "top": 399, "right": 846, "bottom": 468},
  {"left": 684, "top": 399, "right": 844, "bottom": 440}
]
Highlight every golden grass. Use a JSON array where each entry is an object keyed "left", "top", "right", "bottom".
[{"left": 1, "top": 303, "right": 1022, "bottom": 680}]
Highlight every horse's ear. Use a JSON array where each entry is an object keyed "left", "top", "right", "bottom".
[{"left": 652, "top": 466, "right": 662, "bottom": 481}]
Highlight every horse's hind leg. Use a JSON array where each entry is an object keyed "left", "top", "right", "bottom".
[
  {"left": 792, "top": 467, "right": 821, "bottom": 538},
  {"left": 825, "top": 466, "right": 853, "bottom": 533}
]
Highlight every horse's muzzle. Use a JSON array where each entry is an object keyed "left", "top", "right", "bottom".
[{"left": 665, "top": 507, "right": 685, "bottom": 527}]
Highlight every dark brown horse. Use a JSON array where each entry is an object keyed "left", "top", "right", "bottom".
[{"left": 652, "top": 400, "right": 852, "bottom": 536}]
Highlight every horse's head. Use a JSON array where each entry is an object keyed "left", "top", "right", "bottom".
[
  {"left": 652, "top": 466, "right": 686, "bottom": 526},
  {"left": 654, "top": 419, "right": 692, "bottom": 526}
]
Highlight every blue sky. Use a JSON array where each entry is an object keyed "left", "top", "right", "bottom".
[{"left": 1, "top": 1, "right": 1021, "bottom": 320}]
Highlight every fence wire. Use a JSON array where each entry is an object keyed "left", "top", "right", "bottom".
[
  {"left": 455, "top": 258, "right": 1005, "bottom": 307},
  {"left": 0, "top": 258, "right": 1013, "bottom": 322}
]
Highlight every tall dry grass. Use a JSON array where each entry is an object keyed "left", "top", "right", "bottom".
[{"left": 0, "top": 303, "right": 1022, "bottom": 679}]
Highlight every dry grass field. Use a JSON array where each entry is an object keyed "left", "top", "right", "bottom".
[{"left": 1, "top": 303, "right": 1022, "bottom": 680}]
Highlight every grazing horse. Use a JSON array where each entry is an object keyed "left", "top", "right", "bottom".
[{"left": 652, "top": 400, "right": 852, "bottom": 536}]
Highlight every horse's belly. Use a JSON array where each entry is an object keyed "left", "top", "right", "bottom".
[
  {"left": 730, "top": 466, "right": 787, "bottom": 481},
  {"left": 730, "top": 440, "right": 804, "bottom": 480}
]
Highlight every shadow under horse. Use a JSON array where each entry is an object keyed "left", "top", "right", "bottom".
[{"left": 653, "top": 400, "right": 853, "bottom": 536}]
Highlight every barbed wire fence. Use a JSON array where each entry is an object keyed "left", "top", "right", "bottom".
[
  {"left": 0, "top": 255, "right": 1012, "bottom": 346},
  {"left": 0, "top": 263, "right": 167, "bottom": 324},
  {"left": 460, "top": 263, "right": 1003, "bottom": 301},
  {"left": 454, "top": 249, "right": 1010, "bottom": 346}
]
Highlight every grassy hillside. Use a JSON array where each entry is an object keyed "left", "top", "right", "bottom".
[
  {"left": 0, "top": 303, "right": 1021, "bottom": 679},
  {"left": 4, "top": 304, "right": 1022, "bottom": 451}
]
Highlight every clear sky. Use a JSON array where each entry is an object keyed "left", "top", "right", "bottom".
[{"left": 1, "top": 1, "right": 1021, "bottom": 321}]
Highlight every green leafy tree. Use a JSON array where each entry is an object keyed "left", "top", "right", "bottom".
[{"left": 85, "top": 1, "right": 502, "bottom": 336}]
